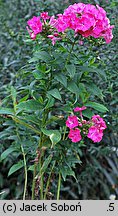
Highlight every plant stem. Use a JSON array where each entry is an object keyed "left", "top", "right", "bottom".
[
  {"left": 44, "top": 161, "right": 55, "bottom": 200},
  {"left": 62, "top": 126, "right": 67, "bottom": 141},
  {"left": 21, "top": 145, "right": 28, "bottom": 200},
  {"left": 38, "top": 134, "right": 44, "bottom": 200},
  {"left": 31, "top": 162, "right": 37, "bottom": 200},
  {"left": 57, "top": 172, "right": 61, "bottom": 200},
  {"left": 15, "top": 125, "right": 27, "bottom": 200},
  {"left": 39, "top": 154, "right": 44, "bottom": 200},
  {"left": 66, "top": 39, "right": 76, "bottom": 64},
  {"left": 11, "top": 116, "right": 41, "bottom": 135}
]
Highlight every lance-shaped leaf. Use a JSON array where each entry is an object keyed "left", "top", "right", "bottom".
[
  {"left": 1, "top": 147, "right": 17, "bottom": 161},
  {"left": 41, "top": 154, "right": 53, "bottom": 173},
  {"left": 41, "top": 128, "right": 61, "bottom": 147},
  {"left": 66, "top": 64, "right": 76, "bottom": 78},
  {"left": 8, "top": 161, "right": 24, "bottom": 176},
  {"left": 47, "top": 88, "right": 62, "bottom": 101},
  {"left": 85, "top": 101, "right": 108, "bottom": 113}
]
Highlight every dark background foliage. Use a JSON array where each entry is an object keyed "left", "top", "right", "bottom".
[{"left": 0, "top": 0, "right": 118, "bottom": 199}]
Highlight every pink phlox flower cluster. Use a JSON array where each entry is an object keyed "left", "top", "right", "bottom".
[
  {"left": 91, "top": 115, "right": 107, "bottom": 130},
  {"left": 27, "top": 4, "right": 114, "bottom": 44},
  {"left": 54, "top": 14, "right": 70, "bottom": 33},
  {"left": 55, "top": 3, "right": 114, "bottom": 43},
  {"left": 87, "top": 126, "right": 103, "bottom": 143},
  {"left": 66, "top": 110, "right": 107, "bottom": 143},
  {"left": 87, "top": 115, "right": 107, "bottom": 142},
  {"left": 66, "top": 106, "right": 87, "bottom": 143},
  {"left": 68, "top": 128, "right": 82, "bottom": 143},
  {"left": 27, "top": 16, "right": 42, "bottom": 37},
  {"left": 66, "top": 115, "right": 79, "bottom": 129}
]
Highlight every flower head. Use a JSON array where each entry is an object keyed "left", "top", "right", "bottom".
[
  {"left": 87, "top": 115, "right": 107, "bottom": 143},
  {"left": 74, "top": 106, "right": 87, "bottom": 112},
  {"left": 66, "top": 115, "right": 78, "bottom": 129},
  {"left": 91, "top": 115, "right": 107, "bottom": 130},
  {"left": 87, "top": 126, "right": 103, "bottom": 142},
  {"left": 27, "top": 16, "right": 42, "bottom": 35},
  {"left": 54, "top": 3, "right": 114, "bottom": 43},
  {"left": 68, "top": 128, "right": 82, "bottom": 142},
  {"left": 26, "top": 26, "right": 36, "bottom": 40},
  {"left": 40, "top": 12, "right": 50, "bottom": 20}
]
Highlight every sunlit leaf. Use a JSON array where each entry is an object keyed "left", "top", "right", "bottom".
[{"left": 8, "top": 161, "right": 24, "bottom": 176}]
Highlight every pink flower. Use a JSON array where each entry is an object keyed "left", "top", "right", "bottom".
[
  {"left": 83, "top": 4, "right": 97, "bottom": 15},
  {"left": 87, "top": 126, "right": 103, "bottom": 142},
  {"left": 47, "top": 34, "right": 62, "bottom": 45},
  {"left": 26, "top": 26, "right": 36, "bottom": 40},
  {"left": 27, "top": 16, "right": 42, "bottom": 35},
  {"left": 87, "top": 115, "right": 107, "bottom": 143},
  {"left": 96, "top": 5, "right": 106, "bottom": 17},
  {"left": 92, "top": 115, "right": 107, "bottom": 130},
  {"left": 75, "top": 13, "right": 95, "bottom": 33},
  {"left": 49, "top": 16, "right": 58, "bottom": 28},
  {"left": 60, "top": 3, "right": 113, "bottom": 43},
  {"left": 55, "top": 14, "right": 70, "bottom": 32},
  {"left": 78, "top": 122, "right": 83, "bottom": 127},
  {"left": 74, "top": 106, "right": 87, "bottom": 112},
  {"left": 79, "top": 40, "right": 84, "bottom": 45},
  {"left": 68, "top": 128, "right": 82, "bottom": 143},
  {"left": 40, "top": 12, "right": 50, "bottom": 20},
  {"left": 66, "top": 115, "right": 78, "bottom": 129},
  {"left": 102, "top": 26, "right": 114, "bottom": 44},
  {"left": 27, "top": 3, "right": 114, "bottom": 44},
  {"left": 64, "top": 3, "right": 85, "bottom": 15}
]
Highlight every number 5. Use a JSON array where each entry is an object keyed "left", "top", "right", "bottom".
[{"left": 109, "top": 203, "right": 114, "bottom": 211}]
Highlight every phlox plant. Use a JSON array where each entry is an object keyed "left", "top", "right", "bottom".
[{"left": 0, "top": 3, "right": 114, "bottom": 200}]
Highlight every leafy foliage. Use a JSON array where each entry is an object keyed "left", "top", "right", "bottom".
[{"left": 0, "top": 0, "right": 117, "bottom": 200}]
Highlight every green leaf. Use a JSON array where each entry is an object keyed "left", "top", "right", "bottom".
[
  {"left": 8, "top": 161, "right": 24, "bottom": 176},
  {"left": 46, "top": 116, "right": 60, "bottom": 125},
  {"left": 85, "top": 83, "right": 104, "bottom": 100},
  {"left": 61, "top": 167, "right": 77, "bottom": 181},
  {"left": 78, "top": 83, "right": 89, "bottom": 103},
  {"left": 66, "top": 64, "right": 76, "bottom": 78},
  {"left": 82, "top": 109, "right": 94, "bottom": 118},
  {"left": 16, "top": 100, "right": 41, "bottom": 112},
  {"left": 34, "top": 51, "right": 51, "bottom": 62},
  {"left": 33, "top": 71, "right": 45, "bottom": 80},
  {"left": 11, "top": 86, "right": 17, "bottom": 105},
  {"left": 85, "top": 101, "right": 108, "bottom": 113},
  {"left": 47, "top": 88, "right": 62, "bottom": 101},
  {"left": 41, "top": 128, "right": 61, "bottom": 147},
  {"left": 45, "top": 95, "right": 55, "bottom": 109},
  {"left": 50, "top": 132, "right": 61, "bottom": 147},
  {"left": 28, "top": 165, "right": 35, "bottom": 172},
  {"left": 60, "top": 105, "right": 73, "bottom": 113},
  {"left": 12, "top": 116, "right": 41, "bottom": 135},
  {"left": 93, "top": 68, "right": 106, "bottom": 79},
  {"left": 78, "top": 66, "right": 106, "bottom": 79},
  {"left": 1, "top": 147, "right": 16, "bottom": 161},
  {"left": 41, "top": 154, "right": 53, "bottom": 173},
  {"left": 55, "top": 73, "right": 67, "bottom": 87},
  {"left": 0, "top": 108, "right": 14, "bottom": 115},
  {"left": 19, "top": 95, "right": 29, "bottom": 103},
  {"left": 67, "top": 81, "right": 79, "bottom": 94},
  {"left": 28, "top": 57, "right": 39, "bottom": 63}
]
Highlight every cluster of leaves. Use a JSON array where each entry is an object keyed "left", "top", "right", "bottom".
[{"left": 0, "top": 0, "right": 118, "bottom": 200}]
